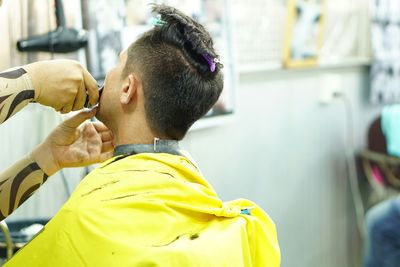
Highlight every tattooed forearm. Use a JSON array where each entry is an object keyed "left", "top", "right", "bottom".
[
  {"left": 0, "top": 68, "right": 35, "bottom": 124},
  {"left": 0, "top": 155, "right": 48, "bottom": 220}
]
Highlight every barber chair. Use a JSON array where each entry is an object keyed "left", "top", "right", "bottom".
[
  {"left": 0, "top": 219, "right": 49, "bottom": 263},
  {"left": 358, "top": 116, "right": 400, "bottom": 208}
]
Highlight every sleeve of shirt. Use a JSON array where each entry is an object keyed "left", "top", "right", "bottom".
[
  {"left": 0, "top": 67, "right": 35, "bottom": 124},
  {"left": 0, "top": 154, "right": 48, "bottom": 221}
]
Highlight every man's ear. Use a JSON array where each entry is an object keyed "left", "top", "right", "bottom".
[{"left": 120, "top": 74, "right": 139, "bottom": 105}]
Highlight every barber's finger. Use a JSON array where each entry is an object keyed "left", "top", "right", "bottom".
[
  {"left": 72, "top": 80, "right": 87, "bottom": 111},
  {"left": 54, "top": 106, "right": 62, "bottom": 112},
  {"left": 60, "top": 101, "right": 74, "bottom": 114},
  {"left": 92, "top": 122, "right": 113, "bottom": 142},
  {"left": 98, "top": 151, "right": 114, "bottom": 162},
  {"left": 101, "top": 141, "right": 114, "bottom": 153},
  {"left": 100, "top": 131, "right": 113, "bottom": 142},
  {"left": 92, "top": 121, "right": 109, "bottom": 132},
  {"left": 93, "top": 122, "right": 113, "bottom": 137},
  {"left": 63, "top": 108, "right": 97, "bottom": 128},
  {"left": 82, "top": 68, "right": 99, "bottom": 106}
]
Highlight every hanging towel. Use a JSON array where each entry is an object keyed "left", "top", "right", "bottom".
[{"left": 382, "top": 104, "right": 400, "bottom": 157}]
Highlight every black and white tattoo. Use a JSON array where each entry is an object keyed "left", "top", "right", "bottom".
[{"left": 0, "top": 68, "right": 35, "bottom": 124}]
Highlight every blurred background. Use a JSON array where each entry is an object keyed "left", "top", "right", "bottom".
[{"left": 0, "top": 0, "right": 395, "bottom": 266}]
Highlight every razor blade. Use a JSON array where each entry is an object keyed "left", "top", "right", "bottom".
[{"left": 84, "top": 85, "right": 104, "bottom": 109}]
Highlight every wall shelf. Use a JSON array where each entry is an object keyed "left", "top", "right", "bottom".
[{"left": 238, "top": 57, "right": 371, "bottom": 76}]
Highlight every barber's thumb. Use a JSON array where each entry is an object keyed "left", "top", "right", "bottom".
[{"left": 63, "top": 108, "right": 97, "bottom": 128}]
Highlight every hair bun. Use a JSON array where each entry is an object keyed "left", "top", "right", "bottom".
[{"left": 151, "top": 4, "right": 220, "bottom": 77}]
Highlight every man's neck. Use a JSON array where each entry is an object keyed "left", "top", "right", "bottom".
[{"left": 113, "top": 117, "right": 156, "bottom": 146}]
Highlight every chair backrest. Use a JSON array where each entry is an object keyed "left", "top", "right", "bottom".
[{"left": 368, "top": 116, "right": 387, "bottom": 154}]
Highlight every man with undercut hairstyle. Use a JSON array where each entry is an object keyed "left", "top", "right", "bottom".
[{"left": 4, "top": 5, "right": 280, "bottom": 267}]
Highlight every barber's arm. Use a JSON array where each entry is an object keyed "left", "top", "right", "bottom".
[
  {"left": 0, "top": 68, "right": 34, "bottom": 123},
  {"left": 0, "top": 59, "right": 99, "bottom": 124},
  {"left": 0, "top": 109, "right": 114, "bottom": 220}
]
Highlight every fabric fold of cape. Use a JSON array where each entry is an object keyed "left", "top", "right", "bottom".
[{"left": 5, "top": 153, "right": 280, "bottom": 267}]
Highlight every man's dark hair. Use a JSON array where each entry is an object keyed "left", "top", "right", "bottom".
[{"left": 122, "top": 4, "right": 224, "bottom": 140}]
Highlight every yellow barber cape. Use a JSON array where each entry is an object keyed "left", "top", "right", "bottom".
[{"left": 5, "top": 153, "right": 280, "bottom": 267}]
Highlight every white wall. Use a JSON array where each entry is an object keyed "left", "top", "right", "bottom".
[{"left": 182, "top": 65, "right": 380, "bottom": 267}]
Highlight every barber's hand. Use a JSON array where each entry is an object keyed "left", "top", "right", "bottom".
[
  {"left": 31, "top": 108, "right": 114, "bottom": 176},
  {"left": 23, "top": 60, "right": 98, "bottom": 113}
]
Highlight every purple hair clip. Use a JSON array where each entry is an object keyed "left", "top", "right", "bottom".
[{"left": 202, "top": 53, "right": 220, "bottom": 72}]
